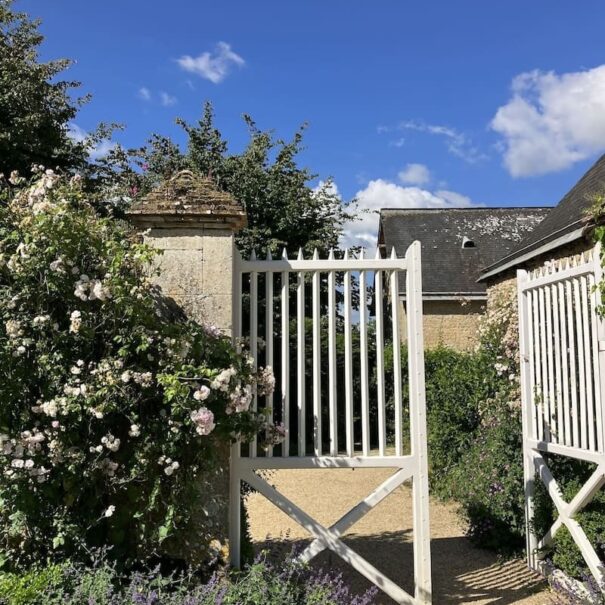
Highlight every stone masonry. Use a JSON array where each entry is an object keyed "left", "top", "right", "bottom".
[
  {"left": 126, "top": 171, "right": 246, "bottom": 564},
  {"left": 126, "top": 171, "right": 246, "bottom": 335},
  {"left": 399, "top": 299, "right": 485, "bottom": 351}
]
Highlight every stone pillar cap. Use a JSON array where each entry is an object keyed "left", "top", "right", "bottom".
[{"left": 126, "top": 170, "right": 247, "bottom": 230}]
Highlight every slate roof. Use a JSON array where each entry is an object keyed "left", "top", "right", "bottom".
[
  {"left": 378, "top": 207, "right": 550, "bottom": 298},
  {"left": 480, "top": 154, "right": 605, "bottom": 279}
]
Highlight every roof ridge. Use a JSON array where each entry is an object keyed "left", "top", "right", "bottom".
[
  {"left": 478, "top": 152, "right": 605, "bottom": 278},
  {"left": 379, "top": 206, "right": 552, "bottom": 213}
]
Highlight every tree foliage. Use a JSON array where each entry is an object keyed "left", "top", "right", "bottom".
[
  {"left": 0, "top": 1, "right": 89, "bottom": 176},
  {"left": 112, "top": 102, "right": 355, "bottom": 258}
]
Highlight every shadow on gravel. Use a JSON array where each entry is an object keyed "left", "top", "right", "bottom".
[{"left": 254, "top": 531, "right": 547, "bottom": 605}]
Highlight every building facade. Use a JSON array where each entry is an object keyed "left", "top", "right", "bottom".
[{"left": 378, "top": 207, "right": 550, "bottom": 350}]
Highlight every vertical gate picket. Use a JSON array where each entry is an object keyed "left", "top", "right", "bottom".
[
  {"left": 281, "top": 253, "right": 290, "bottom": 457},
  {"left": 297, "top": 250, "right": 306, "bottom": 457},
  {"left": 390, "top": 249, "right": 404, "bottom": 457},
  {"left": 343, "top": 250, "right": 354, "bottom": 457},
  {"left": 265, "top": 253, "right": 274, "bottom": 457},
  {"left": 375, "top": 257, "right": 387, "bottom": 456},
  {"left": 312, "top": 250, "right": 322, "bottom": 456},
  {"left": 359, "top": 249, "right": 371, "bottom": 457}
]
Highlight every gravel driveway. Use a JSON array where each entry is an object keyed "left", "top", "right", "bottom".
[{"left": 246, "top": 467, "right": 551, "bottom": 605}]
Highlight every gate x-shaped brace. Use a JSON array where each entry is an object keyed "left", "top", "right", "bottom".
[
  {"left": 532, "top": 453, "right": 605, "bottom": 585},
  {"left": 241, "top": 461, "right": 418, "bottom": 605}
]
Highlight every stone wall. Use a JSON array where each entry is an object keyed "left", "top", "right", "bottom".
[
  {"left": 399, "top": 298, "right": 485, "bottom": 351},
  {"left": 484, "top": 237, "right": 595, "bottom": 308},
  {"left": 144, "top": 227, "right": 235, "bottom": 334}
]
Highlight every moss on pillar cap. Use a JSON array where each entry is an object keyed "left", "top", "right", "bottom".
[{"left": 126, "top": 170, "right": 247, "bottom": 230}]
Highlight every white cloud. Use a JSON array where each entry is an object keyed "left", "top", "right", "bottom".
[
  {"left": 491, "top": 65, "right": 605, "bottom": 177},
  {"left": 177, "top": 42, "right": 245, "bottom": 84},
  {"left": 341, "top": 178, "right": 477, "bottom": 249},
  {"left": 313, "top": 179, "right": 340, "bottom": 198},
  {"left": 68, "top": 124, "right": 115, "bottom": 160},
  {"left": 160, "top": 91, "right": 177, "bottom": 107},
  {"left": 399, "top": 121, "right": 487, "bottom": 164},
  {"left": 138, "top": 87, "right": 151, "bottom": 101},
  {"left": 398, "top": 163, "right": 430, "bottom": 185}
]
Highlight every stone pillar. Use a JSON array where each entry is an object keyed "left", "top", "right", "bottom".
[
  {"left": 126, "top": 171, "right": 246, "bottom": 335},
  {"left": 126, "top": 171, "right": 246, "bottom": 564}
]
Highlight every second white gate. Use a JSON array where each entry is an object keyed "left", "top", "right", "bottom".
[
  {"left": 518, "top": 244, "right": 605, "bottom": 589},
  {"left": 229, "top": 241, "right": 432, "bottom": 605}
]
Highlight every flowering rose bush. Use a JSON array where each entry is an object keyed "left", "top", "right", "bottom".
[
  {"left": 0, "top": 168, "right": 279, "bottom": 570},
  {"left": 445, "top": 280, "right": 526, "bottom": 552}
]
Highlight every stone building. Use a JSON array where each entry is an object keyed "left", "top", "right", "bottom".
[
  {"left": 378, "top": 207, "right": 550, "bottom": 350},
  {"left": 478, "top": 153, "right": 605, "bottom": 295}
]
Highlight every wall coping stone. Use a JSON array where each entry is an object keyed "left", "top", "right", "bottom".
[{"left": 126, "top": 170, "right": 247, "bottom": 231}]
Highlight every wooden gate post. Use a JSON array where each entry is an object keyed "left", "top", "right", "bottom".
[
  {"left": 406, "top": 241, "right": 432, "bottom": 604},
  {"left": 517, "top": 269, "right": 539, "bottom": 571}
]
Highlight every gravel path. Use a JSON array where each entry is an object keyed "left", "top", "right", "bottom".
[{"left": 246, "top": 468, "right": 551, "bottom": 604}]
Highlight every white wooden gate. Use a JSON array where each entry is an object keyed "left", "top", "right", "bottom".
[
  {"left": 518, "top": 243, "right": 605, "bottom": 587},
  {"left": 230, "top": 241, "right": 432, "bottom": 605}
]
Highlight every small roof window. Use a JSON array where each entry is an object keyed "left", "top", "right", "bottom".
[{"left": 462, "top": 236, "right": 476, "bottom": 248}]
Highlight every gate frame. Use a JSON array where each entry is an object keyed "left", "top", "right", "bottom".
[
  {"left": 517, "top": 242, "right": 605, "bottom": 588},
  {"left": 229, "top": 241, "right": 432, "bottom": 605}
]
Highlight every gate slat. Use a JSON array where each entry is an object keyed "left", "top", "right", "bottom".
[
  {"left": 250, "top": 256, "right": 258, "bottom": 457},
  {"left": 539, "top": 287, "right": 550, "bottom": 440},
  {"left": 359, "top": 250, "right": 370, "bottom": 456},
  {"left": 545, "top": 284, "right": 557, "bottom": 442},
  {"left": 343, "top": 250, "right": 354, "bottom": 457},
  {"left": 390, "top": 252, "right": 404, "bottom": 456},
  {"left": 558, "top": 282, "right": 571, "bottom": 447},
  {"left": 580, "top": 275, "right": 596, "bottom": 452},
  {"left": 281, "top": 257, "right": 290, "bottom": 457},
  {"left": 312, "top": 250, "right": 322, "bottom": 456},
  {"left": 526, "top": 290, "right": 537, "bottom": 441},
  {"left": 566, "top": 278, "right": 580, "bottom": 448},
  {"left": 574, "top": 277, "right": 588, "bottom": 450},
  {"left": 375, "top": 260, "right": 387, "bottom": 456},
  {"left": 581, "top": 274, "right": 595, "bottom": 451},
  {"left": 328, "top": 250, "right": 338, "bottom": 456},
  {"left": 533, "top": 287, "right": 544, "bottom": 441},
  {"left": 265, "top": 255, "right": 274, "bottom": 457},
  {"left": 297, "top": 252, "right": 306, "bottom": 457},
  {"left": 552, "top": 283, "right": 564, "bottom": 444},
  {"left": 589, "top": 273, "right": 604, "bottom": 452}
]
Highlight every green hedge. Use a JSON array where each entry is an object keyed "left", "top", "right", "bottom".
[
  {"left": 421, "top": 348, "right": 497, "bottom": 497},
  {"left": 419, "top": 346, "right": 605, "bottom": 578}
]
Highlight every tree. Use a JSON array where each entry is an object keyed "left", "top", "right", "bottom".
[
  {"left": 126, "top": 102, "right": 355, "bottom": 258},
  {"left": 0, "top": 1, "right": 88, "bottom": 175}
]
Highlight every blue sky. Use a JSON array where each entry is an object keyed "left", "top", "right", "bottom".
[{"left": 20, "top": 0, "right": 605, "bottom": 245}]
